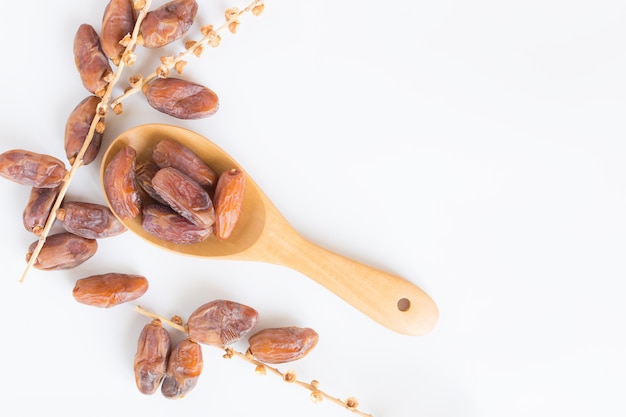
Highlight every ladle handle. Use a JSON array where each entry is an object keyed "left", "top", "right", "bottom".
[{"left": 264, "top": 233, "right": 439, "bottom": 336}]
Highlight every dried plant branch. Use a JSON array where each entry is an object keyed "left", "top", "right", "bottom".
[
  {"left": 134, "top": 305, "right": 374, "bottom": 417},
  {"left": 19, "top": 0, "right": 153, "bottom": 283},
  {"left": 110, "top": 0, "right": 264, "bottom": 109}
]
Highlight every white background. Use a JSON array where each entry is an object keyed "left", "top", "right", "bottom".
[{"left": 0, "top": 0, "right": 625, "bottom": 416}]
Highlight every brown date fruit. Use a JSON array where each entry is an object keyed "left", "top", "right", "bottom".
[
  {"left": 161, "top": 338, "right": 203, "bottom": 399},
  {"left": 151, "top": 167, "right": 215, "bottom": 227},
  {"left": 72, "top": 273, "right": 148, "bottom": 308},
  {"left": 248, "top": 327, "right": 319, "bottom": 364},
  {"left": 135, "top": 159, "right": 168, "bottom": 205},
  {"left": 187, "top": 300, "right": 259, "bottom": 347},
  {"left": 64, "top": 95, "right": 104, "bottom": 166},
  {"left": 73, "top": 24, "right": 113, "bottom": 96},
  {"left": 57, "top": 201, "right": 127, "bottom": 239},
  {"left": 152, "top": 139, "right": 218, "bottom": 189},
  {"left": 103, "top": 145, "right": 142, "bottom": 220},
  {"left": 26, "top": 232, "right": 97, "bottom": 270},
  {"left": 143, "top": 78, "right": 219, "bottom": 119},
  {"left": 0, "top": 149, "right": 67, "bottom": 188},
  {"left": 213, "top": 169, "right": 246, "bottom": 240},
  {"left": 134, "top": 320, "right": 171, "bottom": 395},
  {"left": 140, "top": 0, "right": 198, "bottom": 48},
  {"left": 23, "top": 186, "right": 61, "bottom": 235},
  {"left": 101, "top": 0, "right": 136, "bottom": 64},
  {"left": 142, "top": 203, "right": 213, "bottom": 245}
]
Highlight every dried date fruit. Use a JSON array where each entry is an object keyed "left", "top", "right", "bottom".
[
  {"left": 72, "top": 273, "right": 148, "bottom": 307},
  {"left": 136, "top": 159, "right": 168, "bottom": 204},
  {"left": 73, "top": 24, "right": 113, "bottom": 96},
  {"left": 101, "top": 0, "right": 136, "bottom": 64},
  {"left": 23, "top": 186, "right": 61, "bottom": 235},
  {"left": 151, "top": 167, "right": 215, "bottom": 227},
  {"left": 213, "top": 169, "right": 246, "bottom": 239},
  {"left": 187, "top": 300, "right": 259, "bottom": 346},
  {"left": 57, "top": 201, "right": 127, "bottom": 239},
  {"left": 104, "top": 145, "right": 142, "bottom": 220},
  {"left": 140, "top": 0, "right": 198, "bottom": 48},
  {"left": 143, "top": 78, "right": 219, "bottom": 119},
  {"left": 142, "top": 203, "right": 213, "bottom": 244},
  {"left": 0, "top": 149, "right": 67, "bottom": 188},
  {"left": 25, "top": 232, "right": 97, "bottom": 270},
  {"left": 134, "top": 320, "right": 171, "bottom": 395},
  {"left": 248, "top": 327, "right": 319, "bottom": 364},
  {"left": 152, "top": 139, "right": 218, "bottom": 189},
  {"left": 64, "top": 95, "right": 104, "bottom": 166},
  {"left": 161, "top": 338, "right": 203, "bottom": 399}
]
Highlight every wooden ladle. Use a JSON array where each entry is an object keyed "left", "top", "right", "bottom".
[{"left": 100, "top": 124, "right": 439, "bottom": 336}]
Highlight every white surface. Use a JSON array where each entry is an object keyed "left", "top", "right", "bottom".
[{"left": 0, "top": 0, "right": 625, "bottom": 416}]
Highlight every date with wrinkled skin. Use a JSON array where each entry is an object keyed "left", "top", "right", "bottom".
[
  {"left": 152, "top": 139, "right": 217, "bottom": 189},
  {"left": 161, "top": 338, "right": 203, "bottom": 399},
  {"left": 74, "top": 24, "right": 113, "bottom": 96},
  {"left": 136, "top": 159, "right": 168, "bottom": 205},
  {"left": 26, "top": 232, "right": 97, "bottom": 270},
  {"left": 152, "top": 167, "right": 215, "bottom": 227},
  {"left": 187, "top": 300, "right": 259, "bottom": 347},
  {"left": 64, "top": 95, "right": 103, "bottom": 166},
  {"left": 140, "top": 0, "right": 198, "bottom": 48},
  {"left": 23, "top": 186, "right": 61, "bottom": 235},
  {"left": 142, "top": 203, "right": 213, "bottom": 245},
  {"left": 0, "top": 149, "right": 67, "bottom": 188},
  {"left": 104, "top": 145, "right": 142, "bottom": 220},
  {"left": 72, "top": 273, "right": 148, "bottom": 308},
  {"left": 101, "top": 0, "right": 136, "bottom": 64},
  {"left": 57, "top": 201, "right": 127, "bottom": 239},
  {"left": 248, "top": 327, "right": 319, "bottom": 364},
  {"left": 213, "top": 168, "right": 246, "bottom": 240},
  {"left": 143, "top": 78, "right": 219, "bottom": 119},
  {"left": 134, "top": 320, "right": 171, "bottom": 395}
]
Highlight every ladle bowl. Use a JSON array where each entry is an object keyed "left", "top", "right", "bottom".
[{"left": 100, "top": 124, "right": 438, "bottom": 335}]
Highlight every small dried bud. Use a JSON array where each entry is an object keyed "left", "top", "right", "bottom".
[
  {"left": 345, "top": 397, "right": 359, "bottom": 411},
  {"left": 129, "top": 74, "right": 143, "bottom": 87},
  {"left": 208, "top": 34, "right": 221, "bottom": 48},
  {"left": 174, "top": 60, "right": 187, "bottom": 74},
  {"left": 171, "top": 315, "right": 184, "bottom": 326},
  {"left": 311, "top": 380, "right": 320, "bottom": 389},
  {"left": 252, "top": 3, "right": 265, "bottom": 16},
  {"left": 160, "top": 56, "right": 175, "bottom": 66},
  {"left": 156, "top": 65, "right": 170, "bottom": 78},
  {"left": 96, "top": 102, "right": 108, "bottom": 117},
  {"left": 113, "top": 103, "right": 123, "bottom": 115},
  {"left": 228, "top": 21, "right": 239, "bottom": 34},
  {"left": 193, "top": 45, "right": 204, "bottom": 57},
  {"left": 119, "top": 34, "right": 132, "bottom": 48},
  {"left": 134, "top": 0, "right": 146, "bottom": 10},
  {"left": 200, "top": 25, "right": 213, "bottom": 36},
  {"left": 254, "top": 365, "right": 267, "bottom": 375},
  {"left": 103, "top": 70, "right": 115, "bottom": 83},
  {"left": 283, "top": 370, "right": 297, "bottom": 383},
  {"left": 123, "top": 51, "right": 136, "bottom": 66},
  {"left": 310, "top": 391, "right": 323, "bottom": 403},
  {"left": 225, "top": 7, "right": 240, "bottom": 21},
  {"left": 95, "top": 87, "right": 107, "bottom": 98},
  {"left": 96, "top": 120, "right": 106, "bottom": 134},
  {"left": 185, "top": 40, "right": 197, "bottom": 50},
  {"left": 222, "top": 347, "right": 234, "bottom": 359}
]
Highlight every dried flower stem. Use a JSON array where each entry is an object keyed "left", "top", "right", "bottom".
[
  {"left": 19, "top": 0, "right": 153, "bottom": 283},
  {"left": 110, "top": 0, "right": 264, "bottom": 109},
  {"left": 134, "top": 305, "right": 374, "bottom": 417}
]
